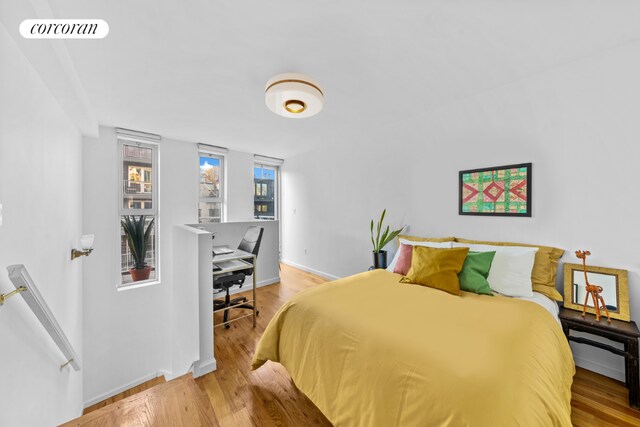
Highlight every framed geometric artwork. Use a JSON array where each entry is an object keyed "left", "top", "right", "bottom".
[{"left": 459, "top": 163, "right": 532, "bottom": 217}]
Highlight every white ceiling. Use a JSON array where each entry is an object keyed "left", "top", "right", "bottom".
[{"left": 21, "top": 1, "right": 640, "bottom": 157}]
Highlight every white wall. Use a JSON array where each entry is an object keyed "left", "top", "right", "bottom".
[
  {"left": 82, "top": 127, "right": 197, "bottom": 405},
  {"left": 171, "top": 226, "right": 211, "bottom": 378},
  {"left": 282, "top": 40, "right": 640, "bottom": 381},
  {"left": 0, "top": 23, "right": 83, "bottom": 426},
  {"left": 225, "top": 150, "right": 256, "bottom": 222},
  {"left": 82, "top": 127, "right": 264, "bottom": 405}
]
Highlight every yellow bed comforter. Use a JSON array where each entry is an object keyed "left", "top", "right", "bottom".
[{"left": 252, "top": 270, "right": 575, "bottom": 427}]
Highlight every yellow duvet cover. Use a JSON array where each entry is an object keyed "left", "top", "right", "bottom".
[{"left": 252, "top": 270, "right": 574, "bottom": 427}]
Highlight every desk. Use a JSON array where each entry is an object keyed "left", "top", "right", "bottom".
[
  {"left": 212, "top": 246, "right": 257, "bottom": 328},
  {"left": 559, "top": 307, "right": 640, "bottom": 408}
]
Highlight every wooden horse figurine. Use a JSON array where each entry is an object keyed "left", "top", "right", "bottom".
[{"left": 576, "top": 250, "right": 611, "bottom": 323}]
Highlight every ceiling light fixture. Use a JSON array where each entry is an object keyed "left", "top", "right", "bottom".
[{"left": 265, "top": 73, "right": 323, "bottom": 118}]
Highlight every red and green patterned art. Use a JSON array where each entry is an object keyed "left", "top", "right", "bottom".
[{"left": 459, "top": 163, "right": 531, "bottom": 216}]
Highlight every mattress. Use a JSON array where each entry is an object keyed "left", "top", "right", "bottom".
[{"left": 252, "top": 269, "right": 574, "bottom": 426}]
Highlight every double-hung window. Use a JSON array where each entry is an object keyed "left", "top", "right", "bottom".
[
  {"left": 199, "top": 151, "right": 224, "bottom": 223},
  {"left": 254, "top": 160, "right": 280, "bottom": 220},
  {"left": 118, "top": 136, "right": 159, "bottom": 287}
]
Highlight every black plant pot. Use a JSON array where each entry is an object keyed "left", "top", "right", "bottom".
[{"left": 373, "top": 250, "right": 388, "bottom": 269}]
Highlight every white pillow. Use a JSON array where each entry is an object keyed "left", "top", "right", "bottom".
[
  {"left": 386, "top": 239, "right": 453, "bottom": 272},
  {"left": 452, "top": 242, "right": 538, "bottom": 297}
]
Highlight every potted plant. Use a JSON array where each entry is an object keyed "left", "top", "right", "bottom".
[
  {"left": 121, "top": 215, "right": 155, "bottom": 282},
  {"left": 370, "top": 209, "right": 404, "bottom": 269}
]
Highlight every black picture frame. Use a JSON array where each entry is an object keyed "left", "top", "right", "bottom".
[{"left": 458, "top": 162, "right": 532, "bottom": 217}]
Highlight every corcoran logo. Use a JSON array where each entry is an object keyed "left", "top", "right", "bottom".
[{"left": 20, "top": 19, "right": 109, "bottom": 39}]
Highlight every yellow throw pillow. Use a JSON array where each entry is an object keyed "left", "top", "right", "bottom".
[
  {"left": 455, "top": 238, "right": 564, "bottom": 301},
  {"left": 397, "top": 235, "right": 455, "bottom": 246},
  {"left": 400, "top": 246, "right": 469, "bottom": 296}
]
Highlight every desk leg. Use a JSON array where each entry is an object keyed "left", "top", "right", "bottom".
[
  {"left": 628, "top": 338, "right": 639, "bottom": 409},
  {"left": 253, "top": 256, "right": 257, "bottom": 328}
]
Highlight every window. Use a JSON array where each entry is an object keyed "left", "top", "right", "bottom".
[
  {"left": 118, "top": 138, "right": 158, "bottom": 287},
  {"left": 255, "top": 182, "right": 268, "bottom": 196},
  {"left": 128, "top": 201, "right": 152, "bottom": 209},
  {"left": 199, "top": 152, "right": 224, "bottom": 223},
  {"left": 254, "top": 163, "right": 278, "bottom": 220}
]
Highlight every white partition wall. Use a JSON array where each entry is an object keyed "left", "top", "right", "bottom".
[
  {"left": 172, "top": 225, "right": 214, "bottom": 378},
  {"left": 172, "top": 221, "right": 279, "bottom": 378}
]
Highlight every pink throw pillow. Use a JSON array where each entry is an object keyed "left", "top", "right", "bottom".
[{"left": 393, "top": 243, "right": 413, "bottom": 275}]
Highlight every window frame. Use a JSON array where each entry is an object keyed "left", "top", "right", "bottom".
[
  {"left": 198, "top": 150, "right": 225, "bottom": 223},
  {"left": 253, "top": 162, "right": 280, "bottom": 221},
  {"left": 117, "top": 137, "right": 160, "bottom": 289}
]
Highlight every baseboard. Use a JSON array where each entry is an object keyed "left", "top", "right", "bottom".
[
  {"left": 193, "top": 358, "right": 217, "bottom": 378},
  {"left": 574, "top": 355, "right": 625, "bottom": 382},
  {"left": 157, "top": 369, "right": 174, "bottom": 381},
  {"left": 83, "top": 371, "right": 160, "bottom": 408},
  {"left": 257, "top": 276, "right": 280, "bottom": 287},
  {"left": 281, "top": 259, "right": 341, "bottom": 281},
  {"left": 224, "top": 276, "right": 280, "bottom": 296}
]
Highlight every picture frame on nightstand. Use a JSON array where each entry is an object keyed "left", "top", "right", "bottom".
[{"left": 563, "top": 263, "right": 630, "bottom": 322}]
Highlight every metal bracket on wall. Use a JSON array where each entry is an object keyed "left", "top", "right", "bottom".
[
  {"left": 0, "top": 286, "right": 26, "bottom": 306},
  {"left": 60, "top": 358, "right": 75, "bottom": 370}
]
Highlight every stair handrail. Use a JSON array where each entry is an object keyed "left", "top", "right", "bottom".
[{"left": 4, "top": 264, "right": 81, "bottom": 371}]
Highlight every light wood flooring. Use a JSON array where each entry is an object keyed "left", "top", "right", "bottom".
[
  {"left": 64, "top": 374, "right": 217, "bottom": 426},
  {"left": 72, "top": 264, "right": 639, "bottom": 426},
  {"left": 83, "top": 376, "right": 167, "bottom": 415}
]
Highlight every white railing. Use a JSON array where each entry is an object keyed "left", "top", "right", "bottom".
[
  {"left": 199, "top": 180, "right": 220, "bottom": 198},
  {"left": 123, "top": 179, "right": 152, "bottom": 194},
  {"left": 121, "top": 248, "right": 156, "bottom": 272},
  {"left": 198, "top": 216, "right": 222, "bottom": 223},
  {"left": 254, "top": 215, "right": 276, "bottom": 220},
  {"left": 5, "top": 265, "right": 81, "bottom": 371},
  {"left": 120, "top": 231, "right": 156, "bottom": 273}
]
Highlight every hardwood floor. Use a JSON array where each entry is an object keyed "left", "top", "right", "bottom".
[
  {"left": 76, "top": 264, "right": 640, "bottom": 426},
  {"left": 200, "top": 264, "right": 331, "bottom": 426},
  {"left": 83, "top": 376, "right": 166, "bottom": 415},
  {"left": 64, "top": 375, "right": 217, "bottom": 426},
  {"left": 572, "top": 367, "right": 640, "bottom": 426}
]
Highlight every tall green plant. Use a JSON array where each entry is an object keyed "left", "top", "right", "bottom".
[
  {"left": 370, "top": 209, "right": 404, "bottom": 253},
  {"left": 121, "top": 215, "right": 155, "bottom": 270}
]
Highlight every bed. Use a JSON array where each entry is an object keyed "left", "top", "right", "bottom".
[{"left": 252, "top": 269, "right": 574, "bottom": 426}]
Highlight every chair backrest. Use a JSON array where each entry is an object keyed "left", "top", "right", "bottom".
[{"left": 237, "top": 226, "right": 264, "bottom": 273}]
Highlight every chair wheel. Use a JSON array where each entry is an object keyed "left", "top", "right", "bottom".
[
  {"left": 225, "top": 323, "right": 230, "bottom": 329},
  {"left": 256, "top": 310, "right": 260, "bottom": 316}
]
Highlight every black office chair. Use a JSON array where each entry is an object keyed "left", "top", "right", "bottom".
[{"left": 213, "top": 226, "right": 264, "bottom": 329}]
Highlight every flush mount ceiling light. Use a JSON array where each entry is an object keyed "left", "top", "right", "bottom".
[{"left": 265, "top": 73, "right": 324, "bottom": 118}]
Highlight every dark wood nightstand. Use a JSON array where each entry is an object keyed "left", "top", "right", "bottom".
[{"left": 559, "top": 307, "right": 640, "bottom": 409}]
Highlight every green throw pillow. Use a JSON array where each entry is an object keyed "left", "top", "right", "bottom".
[{"left": 458, "top": 251, "right": 496, "bottom": 296}]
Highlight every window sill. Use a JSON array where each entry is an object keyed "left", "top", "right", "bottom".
[{"left": 117, "top": 280, "right": 161, "bottom": 292}]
